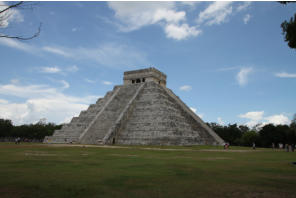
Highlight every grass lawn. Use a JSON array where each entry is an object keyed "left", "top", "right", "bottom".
[{"left": 0, "top": 143, "right": 295, "bottom": 198}]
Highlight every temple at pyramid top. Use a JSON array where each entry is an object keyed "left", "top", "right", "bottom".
[
  {"left": 123, "top": 67, "right": 167, "bottom": 87},
  {"left": 45, "top": 67, "right": 224, "bottom": 146}
]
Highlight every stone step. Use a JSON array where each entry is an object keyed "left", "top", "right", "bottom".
[{"left": 80, "top": 84, "right": 141, "bottom": 144}]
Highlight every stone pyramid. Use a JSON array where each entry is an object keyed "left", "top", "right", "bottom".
[{"left": 44, "top": 68, "right": 224, "bottom": 145}]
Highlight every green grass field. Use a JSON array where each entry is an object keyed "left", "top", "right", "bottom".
[{"left": 0, "top": 143, "right": 295, "bottom": 198}]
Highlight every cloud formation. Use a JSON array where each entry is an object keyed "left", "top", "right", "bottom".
[
  {"left": 40, "top": 66, "right": 61, "bottom": 74},
  {"left": 38, "top": 65, "right": 78, "bottom": 75},
  {"left": 0, "top": 1, "right": 24, "bottom": 28},
  {"left": 239, "top": 111, "right": 290, "bottom": 127},
  {"left": 197, "top": 1, "right": 233, "bottom": 26},
  {"left": 236, "top": 67, "right": 253, "bottom": 86},
  {"left": 0, "top": 82, "right": 100, "bottom": 125},
  {"left": 107, "top": 2, "right": 200, "bottom": 40},
  {"left": 165, "top": 23, "right": 201, "bottom": 40},
  {"left": 102, "top": 81, "right": 112, "bottom": 85},
  {"left": 42, "top": 43, "right": 148, "bottom": 68},
  {"left": 236, "top": 2, "right": 251, "bottom": 12},
  {"left": 217, "top": 117, "right": 225, "bottom": 125},
  {"left": 42, "top": 46, "right": 72, "bottom": 57},
  {"left": 243, "top": 14, "right": 251, "bottom": 24},
  {"left": 0, "top": 37, "right": 35, "bottom": 52},
  {"left": 190, "top": 107, "right": 203, "bottom": 118},
  {"left": 0, "top": 39, "right": 148, "bottom": 68},
  {"left": 275, "top": 72, "right": 296, "bottom": 78},
  {"left": 179, "top": 85, "right": 192, "bottom": 91}
]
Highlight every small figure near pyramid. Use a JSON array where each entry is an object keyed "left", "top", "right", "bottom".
[{"left": 44, "top": 68, "right": 224, "bottom": 145}]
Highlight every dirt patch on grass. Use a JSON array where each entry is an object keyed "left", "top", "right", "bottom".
[
  {"left": 200, "top": 149, "right": 260, "bottom": 152},
  {"left": 203, "top": 157, "right": 232, "bottom": 160},
  {"left": 41, "top": 143, "right": 264, "bottom": 153},
  {"left": 110, "top": 154, "right": 138, "bottom": 157},
  {"left": 24, "top": 152, "right": 57, "bottom": 156}
]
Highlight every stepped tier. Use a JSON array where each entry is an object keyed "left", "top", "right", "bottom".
[
  {"left": 116, "top": 82, "right": 222, "bottom": 145},
  {"left": 44, "top": 67, "right": 224, "bottom": 145}
]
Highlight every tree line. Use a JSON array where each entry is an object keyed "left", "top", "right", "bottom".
[
  {"left": 0, "top": 119, "right": 62, "bottom": 142},
  {"left": 0, "top": 116, "right": 296, "bottom": 147},
  {"left": 208, "top": 115, "right": 296, "bottom": 148}
]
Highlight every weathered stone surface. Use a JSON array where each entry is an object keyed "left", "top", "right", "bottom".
[{"left": 44, "top": 67, "right": 224, "bottom": 145}]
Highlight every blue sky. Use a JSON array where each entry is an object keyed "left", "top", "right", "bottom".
[{"left": 0, "top": 1, "right": 295, "bottom": 126}]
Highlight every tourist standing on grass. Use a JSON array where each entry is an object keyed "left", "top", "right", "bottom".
[
  {"left": 285, "top": 144, "right": 289, "bottom": 152},
  {"left": 252, "top": 142, "right": 256, "bottom": 150},
  {"left": 272, "top": 143, "right": 275, "bottom": 150}
]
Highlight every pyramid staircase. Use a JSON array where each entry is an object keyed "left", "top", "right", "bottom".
[
  {"left": 44, "top": 83, "right": 144, "bottom": 144},
  {"left": 44, "top": 69, "right": 224, "bottom": 146},
  {"left": 116, "top": 82, "right": 223, "bottom": 145}
]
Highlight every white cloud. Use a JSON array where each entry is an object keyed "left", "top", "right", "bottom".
[
  {"left": 85, "top": 79, "right": 96, "bottom": 83},
  {"left": 243, "top": 14, "right": 251, "bottom": 24},
  {"left": 40, "top": 66, "right": 61, "bottom": 74},
  {"left": 0, "top": 99, "right": 8, "bottom": 104},
  {"left": 197, "top": 1, "right": 233, "bottom": 26},
  {"left": 179, "top": 85, "right": 192, "bottom": 91},
  {"left": 190, "top": 107, "right": 197, "bottom": 113},
  {"left": 240, "top": 111, "right": 264, "bottom": 121},
  {"left": 60, "top": 80, "right": 70, "bottom": 89},
  {"left": 217, "top": 117, "right": 224, "bottom": 125},
  {"left": 1, "top": 39, "right": 148, "bottom": 68},
  {"left": 108, "top": 2, "right": 177, "bottom": 31},
  {"left": 239, "top": 111, "right": 291, "bottom": 127},
  {"left": 0, "top": 37, "right": 35, "bottom": 52},
  {"left": 236, "top": 67, "right": 253, "bottom": 86},
  {"left": 38, "top": 65, "right": 78, "bottom": 75},
  {"left": 180, "top": 2, "right": 199, "bottom": 7},
  {"left": 102, "top": 81, "right": 112, "bottom": 85},
  {"left": 42, "top": 43, "right": 148, "bottom": 68},
  {"left": 190, "top": 107, "right": 203, "bottom": 118},
  {"left": 0, "top": 82, "right": 100, "bottom": 125},
  {"left": 107, "top": 2, "right": 199, "bottom": 40},
  {"left": 265, "top": 114, "right": 290, "bottom": 125},
  {"left": 72, "top": 27, "right": 77, "bottom": 32},
  {"left": 236, "top": 2, "right": 251, "bottom": 12},
  {"left": 42, "top": 46, "right": 72, "bottom": 57},
  {"left": 275, "top": 72, "right": 296, "bottom": 78},
  {"left": 0, "top": 1, "right": 24, "bottom": 28},
  {"left": 165, "top": 23, "right": 201, "bottom": 40}
]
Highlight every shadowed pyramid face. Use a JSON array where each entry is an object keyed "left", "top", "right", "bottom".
[{"left": 44, "top": 68, "right": 224, "bottom": 146}]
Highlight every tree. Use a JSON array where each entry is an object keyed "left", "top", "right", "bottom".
[
  {"left": 0, "top": 1, "right": 41, "bottom": 40},
  {"left": 279, "top": 2, "right": 296, "bottom": 49},
  {"left": 241, "top": 131, "right": 259, "bottom": 146},
  {"left": 0, "top": 119, "right": 13, "bottom": 137},
  {"left": 259, "top": 124, "right": 289, "bottom": 147},
  {"left": 281, "top": 13, "right": 296, "bottom": 49}
]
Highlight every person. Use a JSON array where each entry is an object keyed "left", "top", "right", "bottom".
[
  {"left": 15, "top": 137, "right": 18, "bottom": 144},
  {"left": 272, "top": 143, "right": 275, "bottom": 150},
  {"left": 279, "top": 143, "right": 283, "bottom": 149},
  {"left": 252, "top": 142, "right": 256, "bottom": 150},
  {"left": 225, "top": 143, "right": 229, "bottom": 149},
  {"left": 285, "top": 144, "right": 289, "bottom": 152}
]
